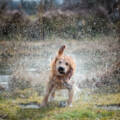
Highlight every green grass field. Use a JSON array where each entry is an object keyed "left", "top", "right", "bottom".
[{"left": 0, "top": 92, "right": 120, "bottom": 120}]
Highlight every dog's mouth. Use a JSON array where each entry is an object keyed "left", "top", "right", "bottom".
[{"left": 59, "top": 71, "right": 65, "bottom": 74}]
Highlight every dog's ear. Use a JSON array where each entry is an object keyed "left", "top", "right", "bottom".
[
  {"left": 66, "top": 67, "right": 73, "bottom": 80},
  {"left": 51, "top": 45, "right": 66, "bottom": 71},
  {"left": 66, "top": 58, "right": 76, "bottom": 80},
  {"left": 57, "top": 45, "right": 66, "bottom": 57}
]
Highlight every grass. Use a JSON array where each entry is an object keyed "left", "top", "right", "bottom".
[{"left": 0, "top": 92, "right": 120, "bottom": 120}]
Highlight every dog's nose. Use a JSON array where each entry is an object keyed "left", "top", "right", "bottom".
[{"left": 58, "top": 67, "right": 64, "bottom": 73}]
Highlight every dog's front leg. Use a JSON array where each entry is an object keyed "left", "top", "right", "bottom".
[
  {"left": 67, "top": 88, "right": 74, "bottom": 107},
  {"left": 49, "top": 87, "right": 56, "bottom": 102},
  {"left": 41, "top": 83, "right": 55, "bottom": 107}
]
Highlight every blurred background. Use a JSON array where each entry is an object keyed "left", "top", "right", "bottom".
[{"left": 0, "top": 0, "right": 120, "bottom": 119}]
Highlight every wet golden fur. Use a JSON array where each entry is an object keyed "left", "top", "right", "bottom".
[{"left": 41, "top": 45, "right": 76, "bottom": 107}]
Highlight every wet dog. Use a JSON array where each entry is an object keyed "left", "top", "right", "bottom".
[{"left": 41, "top": 45, "right": 76, "bottom": 107}]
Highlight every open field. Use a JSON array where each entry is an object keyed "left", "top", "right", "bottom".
[{"left": 0, "top": 35, "right": 120, "bottom": 120}]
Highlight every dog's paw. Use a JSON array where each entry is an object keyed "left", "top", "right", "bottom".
[
  {"left": 40, "top": 102, "right": 47, "bottom": 107},
  {"left": 49, "top": 96, "right": 54, "bottom": 102},
  {"left": 68, "top": 104, "right": 73, "bottom": 107}
]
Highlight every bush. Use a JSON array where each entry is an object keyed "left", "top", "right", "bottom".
[{"left": 36, "top": 8, "right": 113, "bottom": 40}]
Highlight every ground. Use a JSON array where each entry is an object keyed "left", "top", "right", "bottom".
[{"left": 0, "top": 92, "right": 120, "bottom": 120}]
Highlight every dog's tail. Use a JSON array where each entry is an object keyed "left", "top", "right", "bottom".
[{"left": 57, "top": 45, "right": 66, "bottom": 57}]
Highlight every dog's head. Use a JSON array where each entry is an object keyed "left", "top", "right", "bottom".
[
  {"left": 56, "top": 56, "right": 71, "bottom": 76},
  {"left": 51, "top": 45, "right": 75, "bottom": 79}
]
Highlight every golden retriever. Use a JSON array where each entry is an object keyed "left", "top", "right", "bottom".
[{"left": 41, "top": 45, "right": 76, "bottom": 107}]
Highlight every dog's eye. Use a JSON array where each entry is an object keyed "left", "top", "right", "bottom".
[
  {"left": 59, "top": 61, "right": 62, "bottom": 64},
  {"left": 65, "top": 62, "right": 68, "bottom": 66}
]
